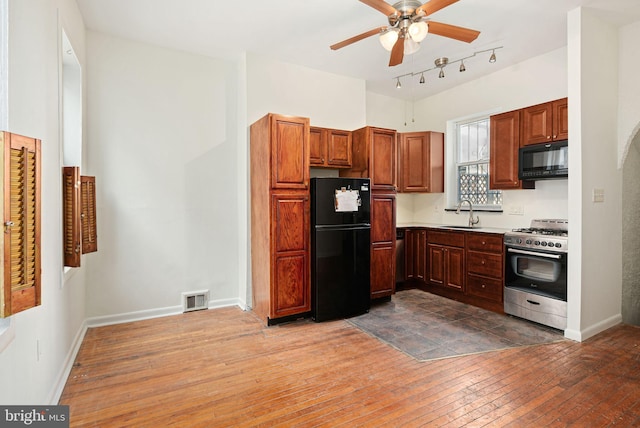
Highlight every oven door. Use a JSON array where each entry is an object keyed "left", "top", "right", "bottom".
[{"left": 505, "top": 247, "right": 567, "bottom": 301}]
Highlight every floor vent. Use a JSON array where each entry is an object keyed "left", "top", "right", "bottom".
[{"left": 182, "top": 290, "right": 209, "bottom": 313}]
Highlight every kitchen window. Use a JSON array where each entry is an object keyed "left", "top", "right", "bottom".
[{"left": 455, "top": 117, "right": 502, "bottom": 209}]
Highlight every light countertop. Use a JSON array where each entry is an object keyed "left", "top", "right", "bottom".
[{"left": 396, "top": 222, "right": 511, "bottom": 234}]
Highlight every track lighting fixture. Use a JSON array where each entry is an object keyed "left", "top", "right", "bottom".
[{"left": 392, "top": 46, "right": 503, "bottom": 89}]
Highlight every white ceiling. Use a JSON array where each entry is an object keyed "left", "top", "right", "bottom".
[{"left": 75, "top": 0, "right": 640, "bottom": 100}]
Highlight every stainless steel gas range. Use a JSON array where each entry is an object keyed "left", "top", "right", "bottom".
[{"left": 503, "top": 219, "right": 568, "bottom": 330}]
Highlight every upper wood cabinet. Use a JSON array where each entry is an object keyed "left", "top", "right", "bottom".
[
  {"left": 340, "top": 126, "right": 397, "bottom": 191},
  {"left": 309, "top": 127, "right": 352, "bottom": 168},
  {"left": 252, "top": 114, "right": 309, "bottom": 190},
  {"left": 521, "top": 98, "right": 568, "bottom": 146},
  {"left": 398, "top": 131, "right": 444, "bottom": 193},
  {"left": 490, "top": 110, "right": 532, "bottom": 190}
]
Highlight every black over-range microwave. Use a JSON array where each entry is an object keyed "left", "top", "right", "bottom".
[{"left": 519, "top": 140, "right": 568, "bottom": 180}]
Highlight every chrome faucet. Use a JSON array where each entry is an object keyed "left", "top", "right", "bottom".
[{"left": 456, "top": 199, "right": 480, "bottom": 227}]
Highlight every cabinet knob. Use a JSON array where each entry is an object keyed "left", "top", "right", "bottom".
[
  {"left": 482, "top": 241, "right": 486, "bottom": 245},
  {"left": 481, "top": 260, "right": 486, "bottom": 265},
  {"left": 547, "top": 136, "right": 551, "bottom": 139},
  {"left": 481, "top": 284, "right": 486, "bottom": 288}
]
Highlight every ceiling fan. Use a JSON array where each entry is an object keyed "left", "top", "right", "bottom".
[{"left": 330, "top": 0, "right": 480, "bottom": 67}]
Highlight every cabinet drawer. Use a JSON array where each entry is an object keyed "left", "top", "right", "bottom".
[
  {"left": 427, "top": 230, "right": 464, "bottom": 247},
  {"left": 467, "top": 274, "right": 503, "bottom": 302},
  {"left": 466, "top": 233, "right": 503, "bottom": 253},
  {"left": 467, "top": 251, "right": 502, "bottom": 278}
]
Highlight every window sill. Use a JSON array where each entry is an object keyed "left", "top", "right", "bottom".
[
  {"left": 445, "top": 207, "right": 503, "bottom": 213},
  {"left": 0, "top": 318, "right": 15, "bottom": 353}
]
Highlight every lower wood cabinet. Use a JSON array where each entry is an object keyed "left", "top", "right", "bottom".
[
  {"left": 415, "top": 228, "right": 506, "bottom": 314},
  {"left": 370, "top": 191, "right": 396, "bottom": 299},
  {"left": 405, "top": 228, "right": 427, "bottom": 284},
  {"left": 270, "top": 192, "right": 310, "bottom": 319},
  {"left": 427, "top": 231, "right": 465, "bottom": 292}
]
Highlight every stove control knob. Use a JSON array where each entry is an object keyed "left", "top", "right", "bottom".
[
  {"left": 548, "top": 241, "right": 555, "bottom": 247},
  {"left": 518, "top": 238, "right": 523, "bottom": 244},
  {"left": 555, "top": 243, "right": 562, "bottom": 248},
  {"left": 526, "top": 239, "right": 532, "bottom": 245},
  {"left": 541, "top": 241, "right": 548, "bottom": 247},
  {"left": 534, "top": 240, "right": 540, "bottom": 246}
]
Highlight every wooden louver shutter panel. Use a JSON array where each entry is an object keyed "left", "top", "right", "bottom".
[
  {"left": 81, "top": 176, "right": 97, "bottom": 254},
  {"left": 63, "top": 166, "right": 81, "bottom": 267},
  {"left": 2, "top": 132, "right": 41, "bottom": 317}
]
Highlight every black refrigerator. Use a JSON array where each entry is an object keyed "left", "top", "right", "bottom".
[{"left": 311, "top": 177, "right": 371, "bottom": 322}]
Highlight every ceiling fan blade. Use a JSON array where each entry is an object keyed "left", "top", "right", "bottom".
[
  {"left": 330, "top": 26, "right": 387, "bottom": 50},
  {"left": 427, "top": 21, "right": 480, "bottom": 43},
  {"left": 388, "top": 35, "right": 405, "bottom": 66},
  {"left": 416, "top": 0, "right": 459, "bottom": 16},
  {"left": 359, "top": 0, "right": 398, "bottom": 17}
]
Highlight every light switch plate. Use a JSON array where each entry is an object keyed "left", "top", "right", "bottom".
[{"left": 593, "top": 188, "right": 605, "bottom": 203}]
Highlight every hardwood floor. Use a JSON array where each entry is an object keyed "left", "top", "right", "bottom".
[{"left": 59, "top": 305, "right": 640, "bottom": 427}]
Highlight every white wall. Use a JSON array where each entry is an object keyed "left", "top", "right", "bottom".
[
  {"left": 84, "top": 32, "right": 242, "bottom": 321},
  {"left": 618, "top": 21, "right": 640, "bottom": 166},
  {"left": 566, "top": 7, "right": 622, "bottom": 341},
  {"left": 247, "top": 53, "right": 366, "bottom": 129},
  {"left": 0, "top": 0, "right": 87, "bottom": 404},
  {"left": 383, "top": 48, "right": 569, "bottom": 230}
]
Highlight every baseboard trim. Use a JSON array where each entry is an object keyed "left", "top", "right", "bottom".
[
  {"left": 85, "top": 298, "right": 243, "bottom": 328},
  {"left": 48, "top": 319, "right": 88, "bottom": 405},
  {"left": 564, "top": 313, "right": 623, "bottom": 342}
]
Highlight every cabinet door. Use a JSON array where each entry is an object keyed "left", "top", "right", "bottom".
[
  {"left": 521, "top": 102, "right": 553, "bottom": 146},
  {"left": 553, "top": 98, "right": 568, "bottom": 141},
  {"left": 428, "top": 244, "right": 445, "bottom": 286},
  {"left": 326, "top": 129, "right": 352, "bottom": 167},
  {"left": 398, "top": 132, "right": 444, "bottom": 193},
  {"left": 271, "top": 115, "right": 309, "bottom": 189},
  {"left": 405, "top": 229, "right": 416, "bottom": 280},
  {"left": 445, "top": 246, "right": 465, "bottom": 291},
  {"left": 371, "top": 243, "right": 395, "bottom": 299},
  {"left": 415, "top": 229, "right": 427, "bottom": 282},
  {"left": 490, "top": 110, "right": 529, "bottom": 190},
  {"left": 309, "top": 127, "right": 325, "bottom": 166},
  {"left": 271, "top": 192, "right": 310, "bottom": 318},
  {"left": 370, "top": 128, "right": 397, "bottom": 190}
]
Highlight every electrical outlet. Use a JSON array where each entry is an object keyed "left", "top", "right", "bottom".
[
  {"left": 508, "top": 205, "right": 524, "bottom": 215},
  {"left": 593, "top": 188, "right": 605, "bottom": 203}
]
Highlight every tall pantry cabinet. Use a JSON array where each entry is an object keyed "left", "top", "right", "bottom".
[
  {"left": 250, "top": 114, "right": 311, "bottom": 325},
  {"left": 340, "top": 126, "right": 397, "bottom": 299}
]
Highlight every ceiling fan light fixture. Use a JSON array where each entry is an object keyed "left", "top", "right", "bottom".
[
  {"left": 408, "top": 20, "right": 428, "bottom": 43},
  {"left": 379, "top": 28, "right": 399, "bottom": 51},
  {"left": 404, "top": 37, "right": 421, "bottom": 55}
]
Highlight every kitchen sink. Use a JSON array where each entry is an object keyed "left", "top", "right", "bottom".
[{"left": 440, "top": 225, "right": 477, "bottom": 229}]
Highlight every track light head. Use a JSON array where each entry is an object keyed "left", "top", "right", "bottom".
[
  {"left": 396, "top": 77, "right": 402, "bottom": 89},
  {"left": 419, "top": 73, "right": 425, "bottom": 84},
  {"left": 489, "top": 50, "right": 496, "bottom": 63},
  {"left": 459, "top": 61, "right": 466, "bottom": 72}
]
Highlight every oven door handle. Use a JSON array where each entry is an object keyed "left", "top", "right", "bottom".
[{"left": 507, "top": 248, "right": 562, "bottom": 259}]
